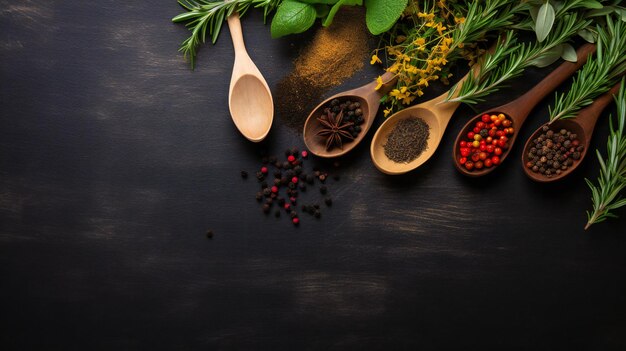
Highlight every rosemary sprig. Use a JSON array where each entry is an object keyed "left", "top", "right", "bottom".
[
  {"left": 447, "top": 13, "right": 590, "bottom": 104},
  {"left": 585, "top": 77, "right": 626, "bottom": 230},
  {"left": 549, "top": 16, "right": 626, "bottom": 122},
  {"left": 172, "top": 0, "right": 282, "bottom": 68}
]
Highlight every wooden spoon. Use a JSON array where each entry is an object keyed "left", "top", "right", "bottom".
[
  {"left": 452, "top": 43, "right": 596, "bottom": 177},
  {"left": 303, "top": 72, "right": 397, "bottom": 158},
  {"left": 227, "top": 13, "right": 273, "bottom": 143},
  {"left": 370, "top": 74, "right": 470, "bottom": 175},
  {"left": 522, "top": 81, "right": 622, "bottom": 182}
]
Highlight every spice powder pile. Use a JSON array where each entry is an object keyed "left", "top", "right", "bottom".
[
  {"left": 275, "top": 7, "right": 372, "bottom": 131},
  {"left": 384, "top": 117, "right": 431, "bottom": 163}
]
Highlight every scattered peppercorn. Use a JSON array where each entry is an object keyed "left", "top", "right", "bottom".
[
  {"left": 206, "top": 230, "right": 213, "bottom": 239},
  {"left": 325, "top": 197, "right": 333, "bottom": 206},
  {"left": 240, "top": 171, "right": 248, "bottom": 179}
]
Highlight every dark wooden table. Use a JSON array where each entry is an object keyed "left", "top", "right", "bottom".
[{"left": 2, "top": 2, "right": 626, "bottom": 350}]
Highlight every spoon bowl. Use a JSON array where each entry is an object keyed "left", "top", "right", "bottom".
[
  {"left": 452, "top": 43, "right": 596, "bottom": 177},
  {"left": 303, "top": 72, "right": 396, "bottom": 158},
  {"left": 371, "top": 92, "right": 461, "bottom": 175},
  {"left": 227, "top": 13, "right": 273, "bottom": 142},
  {"left": 521, "top": 81, "right": 622, "bottom": 182}
]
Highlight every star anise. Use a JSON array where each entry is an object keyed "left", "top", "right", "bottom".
[{"left": 316, "top": 109, "right": 355, "bottom": 151}]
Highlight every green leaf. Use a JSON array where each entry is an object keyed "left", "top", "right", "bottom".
[
  {"left": 616, "top": 8, "right": 626, "bottom": 22},
  {"left": 271, "top": 1, "right": 317, "bottom": 38},
  {"left": 581, "top": 0, "right": 604, "bottom": 9},
  {"left": 561, "top": 43, "right": 577, "bottom": 62},
  {"left": 578, "top": 28, "right": 596, "bottom": 43},
  {"left": 535, "top": 1, "right": 555, "bottom": 42},
  {"left": 364, "top": 0, "right": 408, "bottom": 35},
  {"left": 587, "top": 6, "right": 615, "bottom": 17},
  {"left": 314, "top": 4, "right": 330, "bottom": 18},
  {"left": 530, "top": 44, "right": 564, "bottom": 67}
]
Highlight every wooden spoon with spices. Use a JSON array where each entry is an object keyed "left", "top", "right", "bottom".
[
  {"left": 521, "top": 81, "right": 622, "bottom": 182},
  {"left": 303, "top": 72, "right": 398, "bottom": 158},
  {"left": 227, "top": 13, "right": 274, "bottom": 142},
  {"left": 452, "top": 43, "right": 597, "bottom": 177}
]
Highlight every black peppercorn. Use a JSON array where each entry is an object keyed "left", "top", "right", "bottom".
[
  {"left": 275, "top": 210, "right": 281, "bottom": 218},
  {"left": 241, "top": 170, "right": 248, "bottom": 179},
  {"left": 314, "top": 211, "right": 321, "bottom": 218},
  {"left": 320, "top": 185, "right": 328, "bottom": 195},
  {"left": 262, "top": 204, "right": 271, "bottom": 214},
  {"left": 290, "top": 211, "right": 298, "bottom": 218},
  {"left": 206, "top": 230, "right": 214, "bottom": 239},
  {"left": 325, "top": 197, "right": 332, "bottom": 206},
  {"left": 256, "top": 192, "right": 263, "bottom": 201}
]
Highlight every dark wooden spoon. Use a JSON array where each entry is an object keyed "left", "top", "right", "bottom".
[
  {"left": 452, "top": 43, "right": 596, "bottom": 177},
  {"left": 521, "top": 81, "right": 622, "bottom": 182},
  {"left": 303, "top": 72, "right": 397, "bottom": 158}
]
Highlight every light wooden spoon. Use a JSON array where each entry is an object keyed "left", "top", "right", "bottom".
[
  {"left": 370, "top": 73, "right": 470, "bottom": 175},
  {"left": 227, "top": 13, "right": 273, "bottom": 142}
]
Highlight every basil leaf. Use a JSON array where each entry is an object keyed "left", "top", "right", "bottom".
[
  {"left": 364, "top": 0, "right": 408, "bottom": 35},
  {"left": 271, "top": 1, "right": 317, "bottom": 38},
  {"left": 535, "top": 1, "right": 555, "bottom": 42}
]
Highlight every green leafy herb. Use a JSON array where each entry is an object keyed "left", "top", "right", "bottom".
[
  {"left": 585, "top": 77, "right": 626, "bottom": 229},
  {"left": 447, "top": 13, "right": 590, "bottom": 105},
  {"left": 270, "top": 0, "right": 317, "bottom": 38},
  {"left": 549, "top": 16, "right": 626, "bottom": 121},
  {"left": 535, "top": 1, "right": 555, "bottom": 42},
  {"left": 364, "top": 0, "right": 408, "bottom": 35},
  {"left": 172, "top": 0, "right": 283, "bottom": 68}
]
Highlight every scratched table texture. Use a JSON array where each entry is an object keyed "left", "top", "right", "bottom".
[{"left": 1, "top": 1, "right": 626, "bottom": 350}]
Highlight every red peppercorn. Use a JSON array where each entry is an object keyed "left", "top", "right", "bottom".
[
  {"left": 488, "top": 129, "right": 496, "bottom": 137},
  {"left": 292, "top": 218, "right": 299, "bottom": 225},
  {"left": 492, "top": 156, "right": 501, "bottom": 165},
  {"left": 261, "top": 167, "right": 268, "bottom": 174},
  {"left": 291, "top": 177, "right": 298, "bottom": 184},
  {"left": 476, "top": 121, "right": 485, "bottom": 129},
  {"left": 502, "top": 119, "right": 512, "bottom": 127},
  {"left": 486, "top": 145, "right": 495, "bottom": 153},
  {"left": 494, "top": 147, "right": 502, "bottom": 155},
  {"left": 460, "top": 141, "right": 467, "bottom": 148},
  {"left": 484, "top": 158, "right": 493, "bottom": 168},
  {"left": 498, "top": 139, "right": 507, "bottom": 148},
  {"left": 473, "top": 126, "right": 481, "bottom": 134},
  {"left": 290, "top": 197, "right": 297, "bottom": 204},
  {"left": 301, "top": 150, "right": 308, "bottom": 158},
  {"left": 460, "top": 148, "right": 470, "bottom": 157},
  {"left": 479, "top": 144, "right": 487, "bottom": 152},
  {"left": 471, "top": 152, "right": 481, "bottom": 162},
  {"left": 271, "top": 186, "right": 278, "bottom": 193},
  {"left": 475, "top": 161, "right": 484, "bottom": 169},
  {"left": 482, "top": 114, "right": 490, "bottom": 123},
  {"left": 465, "top": 161, "right": 474, "bottom": 170},
  {"left": 479, "top": 152, "right": 488, "bottom": 160},
  {"left": 459, "top": 157, "right": 467, "bottom": 164},
  {"left": 467, "top": 131, "right": 475, "bottom": 139},
  {"left": 284, "top": 204, "right": 291, "bottom": 210},
  {"left": 287, "top": 155, "right": 296, "bottom": 163}
]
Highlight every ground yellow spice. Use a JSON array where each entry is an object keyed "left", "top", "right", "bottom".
[{"left": 276, "top": 7, "right": 372, "bottom": 131}]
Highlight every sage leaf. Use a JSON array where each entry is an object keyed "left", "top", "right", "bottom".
[
  {"left": 587, "top": 6, "right": 615, "bottom": 17},
  {"left": 578, "top": 28, "right": 596, "bottom": 43},
  {"left": 364, "top": 0, "right": 408, "bottom": 35},
  {"left": 530, "top": 44, "right": 564, "bottom": 68},
  {"left": 535, "top": 1, "right": 555, "bottom": 42},
  {"left": 581, "top": 0, "right": 604, "bottom": 9},
  {"left": 271, "top": 0, "right": 317, "bottom": 38},
  {"left": 561, "top": 43, "right": 577, "bottom": 62}
]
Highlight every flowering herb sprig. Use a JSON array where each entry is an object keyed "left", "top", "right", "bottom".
[
  {"left": 585, "top": 77, "right": 626, "bottom": 230},
  {"left": 371, "top": 0, "right": 527, "bottom": 116}
]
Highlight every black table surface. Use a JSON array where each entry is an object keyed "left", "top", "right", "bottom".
[{"left": 2, "top": 2, "right": 626, "bottom": 350}]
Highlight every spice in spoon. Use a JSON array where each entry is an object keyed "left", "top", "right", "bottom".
[
  {"left": 457, "top": 113, "right": 513, "bottom": 171},
  {"left": 525, "top": 126, "right": 583, "bottom": 177},
  {"left": 316, "top": 99, "right": 364, "bottom": 151},
  {"left": 384, "top": 117, "right": 430, "bottom": 163}
]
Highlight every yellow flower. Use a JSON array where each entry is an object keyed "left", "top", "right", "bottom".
[
  {"left": 389, "top": 89, "right": 401, "bottom": 98},
  {"left": 414, "top": 38, "right": 426, "bottom": 46},
  {"left": 416, "top": 90, "right": 424, "bottom": 97},
  {"left": 387, "top": 63, "right": 400, "bottom": 73},
  {"left": 370, "top": 54, "right": 382, "bottom": 65},
  {"left": 375, "top": 76, "right": 383, "bottom": 90},
  {"left": 418, "top": 78, "right": 429, "bottom": 87},
  {"left": 436, "top": 23, "right": 447, "bottom": 36},
  {"left": 402, "top": 95, "right": 416, "bottom": 105},
  {"left": 418, "top": 12, "right": 435, "bottom": 21},
  {"left": 454, "top": 16, "right": 466, "bottom": 24},
  {"left": 383, "top": 108, "right": 392, "bottom": 117}
]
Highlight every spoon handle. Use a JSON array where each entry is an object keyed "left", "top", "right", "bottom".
[
  {"left": 500, "top": 43, "right": 597, "bottom": 121},
  {"left": 577, "top": 81, "right": 622, "bottom": 135},
  {"left": 227, "top": 13, "right": 247, "bottom": 56}
]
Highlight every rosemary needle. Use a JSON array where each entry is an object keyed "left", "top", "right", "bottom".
[
  {"left": 585, "top": 77, "right": 626, "bottom": 230},
  {"left": 549, "top": 16, "right": 626, "bottom": 122}
]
